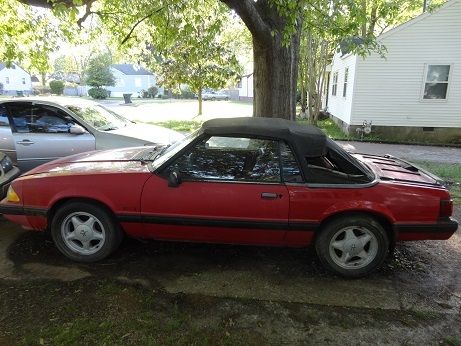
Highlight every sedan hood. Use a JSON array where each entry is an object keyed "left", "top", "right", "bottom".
[
  {"left": 108, "top": 123, "right": 184, "bottom": 145},
  {"left": 23, "top": 146, "right": 156, "bottom": 176}
]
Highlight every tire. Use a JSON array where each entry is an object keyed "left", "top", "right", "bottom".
[
  {"left": 50, "top": 201, "right": 123, "bottom": 262},
  {"left": 315, "top": 215, "right": 389, "bottom": 278}
]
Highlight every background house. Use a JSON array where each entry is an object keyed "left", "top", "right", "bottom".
[
  {"left": 0, "top": 63, "right": 32, "bottom": 96},
  {"left": 107, "top": 64, "right": 163, "bottom": 97},
  {"left": 238, "top": 73, "right": 253, "bottom": 101},
  {"left": 327, "top": 0, "right": 461, "bottom": 143}
]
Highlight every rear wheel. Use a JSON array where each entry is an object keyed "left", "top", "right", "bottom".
[
  {"left": 51, "top": 201, "right": 122, "bottom": 262},
  {"left": 315, "top": 215, "right": 389, "bottom": 278}
]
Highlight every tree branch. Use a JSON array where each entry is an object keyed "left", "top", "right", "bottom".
[
  {"left": 220, "top": 0, "right": 271, "bottom": 42},
  {"left": 120, "top": 6, "right": 166, "bottom": 45}
]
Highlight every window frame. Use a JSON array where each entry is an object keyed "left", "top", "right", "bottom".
[
  {"left": 6, "top": 102, "right": 78, "bottom": 134},
  {"left": 5, "top": 77, "right": 10, "bottom": 85},
  {"left": 331, "top": 72, "right": 338, "bottom": 96},
  {"left": 420, "top": 63, "right": 452, "bottom": 102},
  {"left": 162, "top": 134, "right": 285, "bottom": 185},
  {"left": 343, "top": 68, "right": 348, "bottom": 98}
]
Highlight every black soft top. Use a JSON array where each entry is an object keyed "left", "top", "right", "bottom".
[{"left": 202, "top": 117, "right": 327, "bottom": 158}]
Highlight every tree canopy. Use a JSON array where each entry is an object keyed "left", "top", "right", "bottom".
[{"left": 3, "top": 0, "right": 448, "bottom": 119}]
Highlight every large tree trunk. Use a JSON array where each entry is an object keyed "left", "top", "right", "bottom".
[
  {"left": 221, "top": 0, "right": 302, "bottom": 120},
  {"left": 253, "top": 32, "right": 300, "bottom": 119}
]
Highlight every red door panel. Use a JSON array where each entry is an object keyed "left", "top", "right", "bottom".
[{"left": 139, "top": 176, "right": 289, "bottom": 245}]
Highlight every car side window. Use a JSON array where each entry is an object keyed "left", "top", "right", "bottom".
[
  {"left": 280, "top": 142, "right": 303, "bottom": 183},
  {"left": 306, "top": 147, "right": 369, "bottom": 184},
  {"left": 169, "top": 136, "right": 281, "bottom": 183},
  {"left": 8, "top": 104, "right": 76, "bottom": 134},
  {"left": 0, "top": 106, "right": 10, "bottom": 127}
]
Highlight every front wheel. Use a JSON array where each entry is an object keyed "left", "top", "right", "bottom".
[
  {"left": 51, "top": 201, "right": 122, "bottom": 262},
  {"left": 315, "top": 215, "right": 389, "bottom": 278}
]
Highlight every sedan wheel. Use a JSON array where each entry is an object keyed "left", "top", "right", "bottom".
[
  {"left": 51, "top": 201, "right": 122, "bottom": 262},
  {"left": 315, "top": 215, "right": 389, "bottom": 278}
]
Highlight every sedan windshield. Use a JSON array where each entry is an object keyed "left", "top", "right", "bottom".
[{"left": 66, "top": 104, "right": 132, "bottom": 131}]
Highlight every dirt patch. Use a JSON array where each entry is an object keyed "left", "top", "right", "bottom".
[{"left": 0, "top": 208, "right": 460, "bottom": 345}]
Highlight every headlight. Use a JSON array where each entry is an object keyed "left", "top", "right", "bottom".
[{"left": 1, "top": 155, "right": 13, "bottom": 173}]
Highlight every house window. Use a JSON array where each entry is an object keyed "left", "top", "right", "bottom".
[
  {"left": 332, "top": 72, "right": 338, "bottom": 96},
  {"left": 5, "top": 77, "right": 9, "bottom": 84},
  {"left": 22, "top": 78, "right": 26, "bottom": 85},
  {"left": 423, "top": 64, "right": 451, "bottom": 100},
  {"left": 135, "top": 78, "right": 142, "bottom": 87},
  {"left": 237, "top": 78, "right": 242, "bottom": 88},
  {"left": 343, "top": 68, "right": 348, "bottom": 97}
]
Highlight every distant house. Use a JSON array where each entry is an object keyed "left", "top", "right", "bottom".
[
  {"left": 327, "top": 0, "right": 461, "bottom": 143},
  {"left": 0, "top": 63, "right": 32, "bottom": 96},
  {"left": 107, "top": 64, "right": 163, "bottom": 97},
  {"left": 237, "top": 73, "right": 253, "bottom": 101}
]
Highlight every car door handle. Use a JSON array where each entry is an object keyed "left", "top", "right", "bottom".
[
  {"left": 17, "top": 139, "right": 35, "bottom": 146},
  {"left": 261, "top": 192, "right": 281, "bottom": 200}
]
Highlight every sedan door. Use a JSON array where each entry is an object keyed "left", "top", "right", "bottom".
[
  {"left": 140, "top": 136, "right": 290, "bottom": 245},
  {"left": 5, "top": 102, "right": 95, "bottom": 171}
]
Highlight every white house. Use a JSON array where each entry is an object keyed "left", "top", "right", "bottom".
[
  {"left": 107, "top": 64, "right": 163, "bottom": 97},
  {"left": 238, "top": 73, "right": 254, "bottom": 101},
  {"left": 0, "top": 63, "right": 32, "bottom": 96},
  {"left": 327, "top": 0, "right": 461, "bottom": 143}
]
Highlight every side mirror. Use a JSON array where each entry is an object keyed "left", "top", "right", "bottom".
[
  {"left": 168, "top": 170, "right": 182, "bottom": 187},
  {"left": 69, "top": 124, "right": 86, "bottom": 135}
]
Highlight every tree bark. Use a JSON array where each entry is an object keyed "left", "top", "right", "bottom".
[
  {"left": 198, "top": 89, "right": 203, "bottom": 116},
  {"left": 221, "top": 0, "right": 301, "bottom": 120},
  {"left": 253, "top": 33, "right": 300, "bottom": 119}
]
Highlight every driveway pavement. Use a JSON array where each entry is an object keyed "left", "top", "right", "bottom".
[{"left": 339, "top": 140, "right": 461, "bottom": 164}]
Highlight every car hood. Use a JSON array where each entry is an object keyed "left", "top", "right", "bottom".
[
  {"left": 107, "top": 123, "right": 184, "bottom": 145},
  {"left": 22, "top": 146, "right": 156, "bottom": 176}
]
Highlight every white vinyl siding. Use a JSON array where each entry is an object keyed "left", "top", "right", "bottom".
[
  {"left": 327, "top": 53, "right": 357, "bottom": 124},
  {"left": 349, "top": 0, "right": 461, "bottom": 127}
]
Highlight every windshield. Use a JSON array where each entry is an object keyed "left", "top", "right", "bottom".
[
  {"left": 151, "top": 129, "right": 201, "bottom": 168},
  {"left": 66, "top": 104, "right": 131, "bottom": 131}
]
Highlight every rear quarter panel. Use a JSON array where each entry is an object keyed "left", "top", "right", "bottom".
[{"left": 286, "top": 181, "right": 449, "bottom": 244}]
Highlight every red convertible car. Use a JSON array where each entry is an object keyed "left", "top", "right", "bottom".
[{"left": 0, "top": 117, "right": 457, "bottom": 277}]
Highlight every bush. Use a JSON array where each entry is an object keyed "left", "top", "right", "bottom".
[
  {"left": 88, "top": 88, "right": 110, "bottom": 99},
  {"left": 49, "top": 80, "right": 64, "bottom": 95},
  {"left": 148, "top": 86, "right": 158, "bottom": 98}
]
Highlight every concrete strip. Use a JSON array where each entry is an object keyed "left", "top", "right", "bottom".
[
  {"left": 21, "top": 263, "right": 91, "bottom": 282},
  {"left": 160, "top": 270, "right": 440, "bottom": 312},
  {"left": 338, "top": 141, "right": 461, "bottom": 164}
]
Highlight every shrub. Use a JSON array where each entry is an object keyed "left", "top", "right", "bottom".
[
  {"left": 148, "top": 86, "right": 158, "bottom": 98},
  {"left": 49, "top": 80, "right": 64, "bottom": 95},
  {"left": 88, "top": 88, "right": 110, "bottom": 99}
]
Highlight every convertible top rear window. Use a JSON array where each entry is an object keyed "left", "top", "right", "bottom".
[{"left": 306, "top": 144, "right": 372, "bottom": 185}]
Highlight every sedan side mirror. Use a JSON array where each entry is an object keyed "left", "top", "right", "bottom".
[
  {"left": 69, "top": 124, "right": 86, "bottom": 135},
  {"left": 168, "top": 170, "right": 182, "bottom": 187}
]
